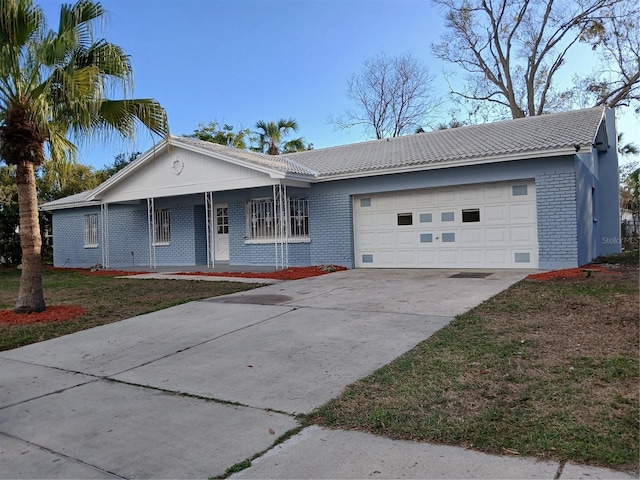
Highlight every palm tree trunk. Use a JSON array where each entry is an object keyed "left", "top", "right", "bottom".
[{"left": 14, "top": 160, "right": 45, "bottom": 313}]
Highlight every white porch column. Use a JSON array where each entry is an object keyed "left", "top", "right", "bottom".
[
  {"left": 147, "top": 198, "right": 156, "bottom": 269},
  {"left": 100, "top": 203, "right": 109, "bottom": 269},
  {"left": 205, "top": 192, "right": 215, "bottom": 268},
  {"left": 273, "top": 184, "right": 289, "bottom": 269}
]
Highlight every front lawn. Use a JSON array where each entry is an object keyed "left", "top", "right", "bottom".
[
  {"left": 305, "top": 256, "right": 639, "bottom": 472},
  {"left": 0, "top": 268, "right": 263, "bottom": 351}
]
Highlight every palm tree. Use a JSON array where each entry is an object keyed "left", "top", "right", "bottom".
[
  {"left": 0, "top": 0, "right": 169, "bottom": 313},
  {"left": 253, "top": 118, "right": 307, "bottom": 155}
]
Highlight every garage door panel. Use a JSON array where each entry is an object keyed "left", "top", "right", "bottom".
[
  {"left": 397, "top": 231, "right": 415, "bottom": 246},
  {"left": 415, "top": 191, "right": 435, "bottom": 206},
  {"left": 511, "top": 226, "right": 536, "bottom": 243},
  {"left": 417, "top": 249, "right": 438, "bottom": 266},
  {"left": 510, "top": 204, "right": 535, "bottom": 222},
  {"left": 355, "top": 232, "right": 377, "bottom": 248},
  {"left": 484, "top": 205, "right": 507, "bottom": 223},
  {"left": 484, "top": 185, "right": 507, "bottom": 200},
  {"left": 460, "top": 228, "right": 482, "bottom": 243},
  {"left": 486, "top": 249, "right": 509, "bottom": 266},
  {"left": 377, "top": 231, "right": 395, "bottom": 247},
  {"left": 485, "top": 227, "right": 507, "bottom": 243},
  {"left": 353, "top": 180, "right": 538, "bottom": 269},
  {"left": 461, "top": 249, "right": 484, "bottom": 266},
  {"left": 439, "top": 250, "right": 460, "bottom": 265}
]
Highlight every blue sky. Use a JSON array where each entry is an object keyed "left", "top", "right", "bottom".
[{"left": 39, "top": 0, "right": 638, "bottom": 169}]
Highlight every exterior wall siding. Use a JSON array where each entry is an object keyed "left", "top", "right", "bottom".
[
  {"left": 52, "top": 153, "right": 613, "bottom": 271},
  {"left": 308, "top": 192, "right": 354, "bottom": 268},
  {"left": 597, "top": 108, "right": 622, "bottom": 255},
  {"left": 535, "top": 171, "right": 579, "bottom": 270},
  {"left": 52, "top": 207, "right": 102, "bottom": 268},
  {"left": 574, "top": 156, "right": 598, "bottom": 266},
  {"left": 193, "top": 205, "right": 207, "bottom": 265}
]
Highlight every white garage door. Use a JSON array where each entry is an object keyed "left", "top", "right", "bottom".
[{"left": 354, "top": 180, "right": 538, "bottom": 269}]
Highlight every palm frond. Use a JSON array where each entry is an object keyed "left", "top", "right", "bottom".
[{"left": 98, "top": 98, "right": 169, "bottom": 138}]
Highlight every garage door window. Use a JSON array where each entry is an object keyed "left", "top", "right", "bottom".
[
  {"left": 462, "top": 209, "right": 480, "bottom": 222},
  {"left": 397, "top": 213, "right": 413, "bottom": 225},
  {"left": 420, "top": 233, "right": 433, "bottom": 243},
  {"left": 512, "top": 185, "right": 528, "bottom": 196},
  {"left": 442, "top": 232, "right": 456, "bottom": 242},
  {"left": 441, "top": 212, "right": 454, "bottom": 222},
  {"left": 419, "top": 213, "right": 432, "bottom": 223}
]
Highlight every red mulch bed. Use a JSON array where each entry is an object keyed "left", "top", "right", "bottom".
[
  {"left": 526, "top": 264, "right": 617, "bottom": 281},
  {"left": 176, "top": 265, "right": 348, "bottom": 280},
  {"left": 0, "top": 305, "right": 86, "bottom": 325}
]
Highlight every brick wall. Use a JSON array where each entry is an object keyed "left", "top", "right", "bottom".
[
  {"left": 309, "top": 192, "right": 354, "bottom": 268},
  {"left": 52, "top": 208, "right": 102, "bottom": 267},
  {"left": 535, "top": 171, "right": 579, "bottom": 269}
]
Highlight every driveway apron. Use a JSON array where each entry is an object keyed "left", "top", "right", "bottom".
[{"left": 1, "top": 269, "right": 529, "bottom": 479}]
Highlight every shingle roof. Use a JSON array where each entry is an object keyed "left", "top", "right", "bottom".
[
  {"left": 173, "top": 136, "right": 317, "bottom": 176},
  {"left": 283, "top": 107, "right": 606, "bottom": 177}
]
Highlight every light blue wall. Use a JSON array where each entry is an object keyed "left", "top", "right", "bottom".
[
  {"left": 52, "top": 207, "right": 103, "bottom": 268},
  {"left": 52, "top": 140, "right": 619, "bottom": 270},
  {"left": 535, "top": 171, "right": 579, "bottom": 270},
  {"left": 598, "top": 108, "right": 622, "bottom": 255},
  {"left": 106, "top": 204, "right": 147, "bottom": 267}
]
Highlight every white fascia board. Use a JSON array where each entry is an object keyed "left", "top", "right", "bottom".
[
  {"left": 39, "top": 200, "right": 101, "bottom": 211},
  {"left": 312, "top": 147, "right": 580, "bottom": 182}
]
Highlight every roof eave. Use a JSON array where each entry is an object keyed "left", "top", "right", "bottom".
[{"left": 39, "top": 200, "right": 100, "bottom": 211}]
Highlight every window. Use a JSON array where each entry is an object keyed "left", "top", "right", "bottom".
[
  {"left": 216, "top": 207, "right": 229, "bottom": 234},
  {"left": 462, "top": 209, "right": 480, "bottom": 222},
  {"left": 289, "top": 198, "right": 309, "bottom": 237},
  {"left": 512, "top": 185, "right": 528, "bottom": 196},
  {"left": 441, "top": 212, "right": 455, "bottom": 222},
  {"left": 397, "top": 213, "right": 413, "bottom": 226},
  {"left": 84, "top": 214, "right": 98, "bottom": 247},
  {"left": 419, "top": 213, "right": 432, "bottom": 223},
  {"left": 246, "top": 197, "right": 309, "bottom": 240},
  {"left": 154, "top": 209, "right": 171, "bottom": 244},
  {"left": 442, "top": 232, "right": 456, "bottom": 242}
]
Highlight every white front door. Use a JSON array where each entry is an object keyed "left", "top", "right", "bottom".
[{"left": 214, "top": 204, "right": 229, "bottom": 261}]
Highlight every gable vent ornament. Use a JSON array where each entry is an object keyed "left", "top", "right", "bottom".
[{"left": 172, "top": 157, "right": 184, "bottom": 175}]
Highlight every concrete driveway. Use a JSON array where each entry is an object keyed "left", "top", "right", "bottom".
[{"left": 1, "top": 269, "right": 534, "bottom": 478}]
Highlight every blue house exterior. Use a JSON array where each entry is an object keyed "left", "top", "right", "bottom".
[{"left": 43, "top": 107, "right": 621, "bottom": 271}]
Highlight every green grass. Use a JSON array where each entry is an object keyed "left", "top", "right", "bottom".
[
  {"left": 0, "top": 268, "right": 263, "bottom": 351},
  {"left": 304, "top": 266, "right": 639, "bottom": 472}
]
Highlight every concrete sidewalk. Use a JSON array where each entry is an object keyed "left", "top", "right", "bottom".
[{"left": 0, "top": 269, "right": 634, "bottom": 479}]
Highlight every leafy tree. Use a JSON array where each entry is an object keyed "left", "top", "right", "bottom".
[
  {"left": 0, "top": 166, "right": 20, "bottom": 266},
  {"left": 332, "top": 52, "right": 440, "bottom": 139},
  {"left": 252, "top": 118, "right": 309, "bottom": 155},
  {"left": 0, "top": 0, "right": 169, "bottom": 313},
  {"left": 95, "top": 151, "right": 141, "bottom": 183},
  {"left": 431, "top": 0, "right": 639, "bottom": 119},
  {"left": 188, "top": 122, "right": 251, "bottom": 149},
  {"left": 39, "top": 162, "right": 100, "bottom": 202}
]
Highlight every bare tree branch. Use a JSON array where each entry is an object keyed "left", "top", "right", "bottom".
[{"left": 331, "top": 52, "right": 441, "bottom": 139}]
